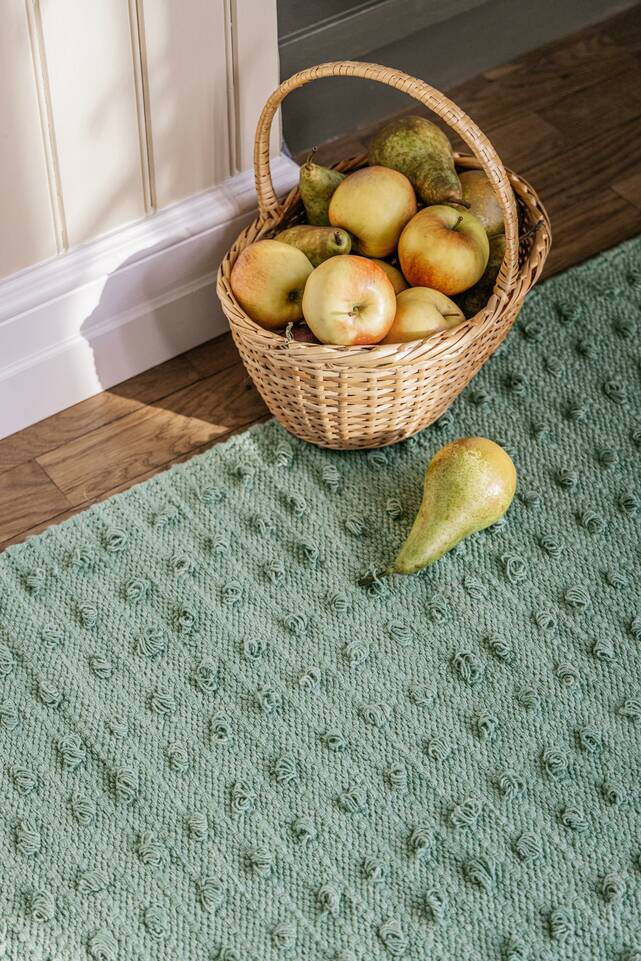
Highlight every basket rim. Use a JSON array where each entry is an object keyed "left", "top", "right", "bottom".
[{"left": 217, "top": 154, "right": 551, "bottom": 368}]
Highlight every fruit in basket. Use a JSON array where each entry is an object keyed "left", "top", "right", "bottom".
[
  {"left": 230, "top": 239, "right": 313, "bottom": 331},
  {"left": 457, "top": 233, "right": 506, "bottom": 318},
  {"left": 275, "top": 225, "right": 351, "bottom": 266},
  {"left": 368, "top": 115, "right": 463, "bottom": 206},
  {"left": 386, "top": 437, "right": 516, "bottom": 575},
  {"left": 460, "top": 170, "right": 503, "bottom": 237},
  {"left": 302, "top": 255, "right": 396, "bottom": 346},
  {"left": 299, "top": 156, "right": 345, "bottom": 226},
  {"left": 370, "top": 260, "right": 408, "bottom": 294},
  {"left": 328, "top": 166, "right": 417, "bottom": 258},
  {"left": 382, "top": 287, "right": 464, "bottom": 344},
  {"left": 398, "top": 205, "right": 489, "bottom": 295},
  {"left": 288, "top": 322, "right": 320, "bottom": 344}
]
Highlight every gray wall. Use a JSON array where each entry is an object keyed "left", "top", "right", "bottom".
[{"left": 277, "top": 0, "right": 639, "bottom": 154}]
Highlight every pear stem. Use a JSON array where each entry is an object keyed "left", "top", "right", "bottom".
[
  {"left": 303, "top": 146, "right": 318, "bottom": 167},
  {"left": 358, "top": 568, "right": 393, "bottom": 588},
  {"left": 518, "top": 218, "right": 544, "bottom": 244}
]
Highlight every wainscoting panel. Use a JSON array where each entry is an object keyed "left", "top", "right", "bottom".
[
  {"left": 37, "top": 0, "right": 148, "bottom": 247},
  {"left": 0, "top": 1, "right": 58, "bottom": 277},
  {"left": 141, "top": 0, "right": 232, "bottom": 208}
]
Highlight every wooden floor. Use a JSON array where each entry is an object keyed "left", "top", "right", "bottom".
[{"left": 2, "top": 6, "right": 641, "bottom": 550}]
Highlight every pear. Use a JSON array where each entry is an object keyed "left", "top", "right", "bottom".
[
  {"left": 460, "top": 170, "right": 503, "bottom": 237},
  {"left": 299, "top": 155, "right": 345, "bottom": 226},
  {"left": 368, "top": 115, "right": 463, "bottom": 206},
  {"left": 388, "top": 437, "right": 516, "bottom": 574},
  {"left": 275, "top": 225, "right": 351, "bottom": 267},
  {"left": 457, "top": 233, "right": 506, "bottom": 318}
]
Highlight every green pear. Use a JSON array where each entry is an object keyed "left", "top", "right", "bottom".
[
  {"left": 299, "top": 155, "right": 345, "bottom": 226},
  {"left": 457, "top": 233, "right": 506, "bottom": 318},
  {"left": 460, "top": 170, "right": 503, "bottom": 237},
  {"left": 368, "top": 115, "right": 463, "bottom": 206},
  {"left": 275, "top": 225, "right": 351, "bottom": 267},
  {"left": 389, "top": 437, "right": 516, "bottom": 574}
]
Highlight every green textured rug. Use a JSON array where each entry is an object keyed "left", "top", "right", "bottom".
[{"left": 2, "top": 238, "right": 641, "bottom": 961}]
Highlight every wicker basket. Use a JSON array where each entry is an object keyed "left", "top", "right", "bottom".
[{"left": 217, "top": 61, "right": 551, "bottom": 450}]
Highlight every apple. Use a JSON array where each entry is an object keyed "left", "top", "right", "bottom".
[
  {"left": 398, "top": 205, "right": 489, "bottom": 295},
  {"left": 302, "top": 255, "right": 396, "bottom": 346},
  {"left": 382, "top": 287, "right": 465, "bottom": 344},
  {"left": 370, "top": 259, "right": 408, "bottom": 294},
  {"left": 460, "top": 170, "right": 503, "bottom": 237},
  {"left": 329, "top": 166, "right": 417, "bottom": 258},
  {"left": 230, "top": 239, "right": 313, "bottom": 331}
]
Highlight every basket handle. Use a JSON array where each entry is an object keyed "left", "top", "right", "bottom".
[{"left": 254, "top": 61, "right": 519, "bottom": 295}]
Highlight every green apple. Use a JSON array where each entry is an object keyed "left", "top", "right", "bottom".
[
  {"left": 369, "top": 259, "right": 408, "bottom": 294},
  {"left": 329, "top": 166, "right": 417, "bottom": 258},
  {"left": 460, "top": 170, "right": 503, "bottom": 237},
  {"left": 302, "top": 255, "right": 396, "bottom": 346},
  {"left": 398, "top": 205, "right": 489, "bottom": 295},
  {"left": 382, "top": 287, "right": 464, "bottom": 344},
  {"left": 230, "top": 239, "right": 313, "bottom": 330}
]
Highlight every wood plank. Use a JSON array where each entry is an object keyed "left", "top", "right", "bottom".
[
  {"left": 473, "top": 112, "right": 564, "bottom": 174},
  {"left": 182, "top": 332, "right": 243, "bottom": 378},
  {"left": 0, "top": 1, "right": 57, "bottom": 277},
  {"left": 0, "top": 460, "right": 70, "bottom": 544},
  {"left": 537, "top": 64, "right": 641, "bottom": 144},
  {"left": 141, "top": 0, "right": 230, "bottom": 206},
  {"left": 107, "top": 352, "right": 202, "bottom": 402},
  {"left": 446, "top": 24, "right": 638, "bottom": 132},
  {"left": 39, "top": 0, "right": 146, "bottom": 245},
  {"left": 518, "top": 113, "right": 641, "bottom": 210},
  {"left": 0, "top": 353, "right": 201, "bottom": 474},
  {"left": 1, "top": 415, "right": 271, "bottom": 551},
  {"left": 612, "top": 170, "right": 641, "bottom": 210},
  {"left": 541, "top": 187, "right": 641, "bottom": 278},
  {"left": 37, "top": 364, "right": 267, "bottom": 506}
]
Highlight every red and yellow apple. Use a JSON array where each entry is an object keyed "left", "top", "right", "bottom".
[
  {"left": 302, "top": 255, "right": 396, "bottom": 346},
  {"left": 398, "top": 205, "right": 489, "bottom": 295},
  {"left": 230, "top": 239, "right": 313, "bottom": 331},
  {"left": 329, "top": 166, "right": 417, "bottom": 258},
  {"left": 382, "top": 287, "right": 465, "bottom": 344},
  {"left": 370, "top": 259, "right": 408, "bottom": 294}
]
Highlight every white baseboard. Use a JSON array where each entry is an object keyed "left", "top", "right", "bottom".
[{"left": 0, "top": 154, "right": 299, "bottom": 440}]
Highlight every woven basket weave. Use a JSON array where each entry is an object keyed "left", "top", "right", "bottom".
[{"left": 217, "top": 61, "right": 551, "bottom": 450}]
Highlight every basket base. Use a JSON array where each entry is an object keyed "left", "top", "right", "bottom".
[{"left": 269, "top": 411, "right": 435, "bottom": 450}]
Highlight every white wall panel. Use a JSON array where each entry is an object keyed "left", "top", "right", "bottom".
[
  {"left": 230, "top": 0, "right": 281, "bottom": 171},
  {"left": 0, "top": 1, "right": 57, "bottom": 279},
  {"left": 141, "top": 0, "right": 231, "bottom": 208},
  {"left": 0, "top": 0, "right": 281, "bottom": 282},
  {"left": 38, "top": 0, "right": 147, "bottom": 247}
]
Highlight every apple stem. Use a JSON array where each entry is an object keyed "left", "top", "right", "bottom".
[{"left": 452, "top": 214, "right": 464, "bottom": 232}]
